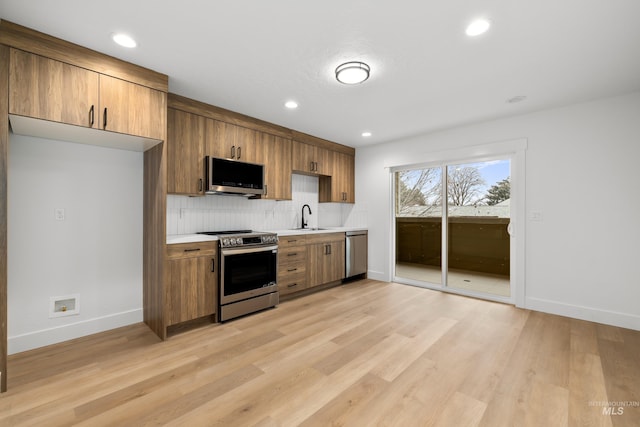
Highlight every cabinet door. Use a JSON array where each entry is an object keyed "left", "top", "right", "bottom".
[
  {"left": 314, "top": 145, "right": 331, "bottom": 176},
  {"left": 165, "top": 255, "right": 217, "bottom": 325},
  {"left": 99, "top": 74, "right": 166, "bottom": 140},
  {"left": 308, "top": 240, "right": 345, "bottom": 287},
  {"left": 208, "top": 120, "right": 260, "bottom": 162},
  {"left": 262, "top": 133, "right": 292, "bottom": 200},
  {"left": 292, "top": 141, "right": 331, "bottom": 175},
  {"left": 208, "top": 120, "right": 239, "bottom": 160},
  {"left": 332, "top": 152, "right": 355, "bottom": 202},
  {"left": 167, "top": 108, "right": 206, "bottom": 195},
  {"left": 292, "top": 141, "right": 315, "bottom": 173},
  {"left": 9, "top": 49, "right": 99, "bottom": 128}
]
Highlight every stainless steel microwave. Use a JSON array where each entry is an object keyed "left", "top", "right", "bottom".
[{"left": 205, "top": 156, "right": 265, "bottom": 196}]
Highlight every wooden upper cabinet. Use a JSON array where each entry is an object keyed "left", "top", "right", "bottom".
[
  {"left": 9, "top": 48, "right": 166, "bottom": 141},
  {"left": 98, "top": 74, "right": 166, "bottom": 140},
  {"left": 208, "top": 119, "right": 261, "bottom": 163},
  {"left": 167, "top": 108, "right": 206, "bottom": 195},
  {"left": 321, "top": 151, "right": 355, "bottom": 203},
  {"left": 292, "top": 141, "right": 330, "bottom": 175},
  {"left": 9, "top": 48, "right": 99, "bottom": 128},
  {"left": 262, "top": 133, "right": 292, "bottom": 200}
]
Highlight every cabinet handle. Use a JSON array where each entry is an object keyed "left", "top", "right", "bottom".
[
  {"left": 199, "top": 178, "right": 203, "bottom": 192},
  {"left": 237, "top": 146, "right": 241, "bottom": 160},
  {"left": 327, "top": 244, "right": 332, "bottom": 255},
  {"left": 287, "top": 253, "right": 298, "bottom": 257},
  {"left": 103, "top": 107, "right": 108, "bottom": 129},
  {"left": 287, "top": 283, "right": 298, "bottom": 288},
  {"left": 310, "top": 161, "right": 314, "bottom": 172},
  {"left": 231, "top": 146, "right": 236, "bottom": 159},
  {"left": 184, "top": 248, "right": 201, "bottom": 252},
  {"left": 287, "top": 240, "right": 298, "bottom": 243},
  {"left": 264, "top": 184, "right": 268, "bottom": 196},
  {"left": 287, "top": 268, "right": 298, "bottom": 272},
  {"left": 89, "top": 105, "right": 94, "bottom": 127},
  {"left": 211, "top": 259, "right": 215, "bottom": 272}
]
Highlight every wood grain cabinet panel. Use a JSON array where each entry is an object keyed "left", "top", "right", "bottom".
[
  {"left": 208, "top": 119, "right": 261, "bottom": 163},
  {"left": 165, "top": 242, "right": 217, "bottom": 326},
  {"left": 262, "top": 133, "right": 292, "bottom": 200},
  {"left": 167, "top": 108, "right": 206, "bottom": 195},
  {"left": 277, "top": 236, "right": 307, "bottom": 296},
  {"left": 9, "top": 48, "right": 166, "bottom": 141},
  {"left": 292, "top": 140, "right": 330, "bottom": 175},
  {"left": 9, "top": 48, "right": 99, "bottom": 128},
  {"left": 98, "top": 74, "right": 166, "bottom": 140},
  {"left": 306, "top": 233, "right": 345, "bottom": 288},
  {"left": 320, "top": 151, "right": 355, "bottom": 203}
]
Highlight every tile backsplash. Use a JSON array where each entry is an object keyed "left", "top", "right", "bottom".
[{"left": 167, "top": 174, "right": 367, "bottom": 235}]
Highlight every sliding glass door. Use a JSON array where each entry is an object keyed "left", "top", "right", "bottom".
[{"left": 394, "top": 158, "right": 512, "bottom": 301}]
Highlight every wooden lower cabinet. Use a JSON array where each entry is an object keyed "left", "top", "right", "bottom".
[
  {"left": 277, "top": 235, "right": 307, "bottom": 296},
  {"left": 165, "top": 242, "right": 218, "bottom": 326},
  {"left": 307, "top": 233, "right": 345, "bottom": 287},
  {"left": 278, "top": 233, "right": 345, "bottom": 297}
]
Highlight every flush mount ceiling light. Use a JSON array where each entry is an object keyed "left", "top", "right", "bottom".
[
  {"left": 335, "top": 61, "right": 370, "bottom": 85},
  {"left": 111, "top": 33, "right": 137, "bottom": 48},
  {"left": 284, "top": 100, "right": 299, "bottom": 109},
  {"left": 361, "top": 131, "right": 372, "bottom": 137},
  {"left": 465, "top": 18, "right": 491, "bottom": 37}
]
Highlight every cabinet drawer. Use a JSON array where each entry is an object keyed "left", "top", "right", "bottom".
[
  {"left": 278, "top": 271, "right": 307, "bottom": 296},
  {"left": 278, "top": 245, "right": 307, "bottom": 263},
  {"left": 305, "top": 232, "right": 345, "bottom": 245},
  {"left": 278, "top": 235, "right": 307, "bottom": 247},
  {"left": 278, "top": 261, "right": 306, "bottom": 278},
  {"left": 167, "top": 242, "right": 217, "bottom": 259}
]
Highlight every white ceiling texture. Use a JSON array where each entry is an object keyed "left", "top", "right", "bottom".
[{"left": 1, "top": 0, "right": 640, "bottom": 147}]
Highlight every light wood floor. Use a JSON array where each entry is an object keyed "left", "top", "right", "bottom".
[{"left": 2, "top": 279, "right": 639, "bottom": 426}]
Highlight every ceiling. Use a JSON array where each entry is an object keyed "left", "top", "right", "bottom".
[{"left": 2, "top": 0, "right": 640, "bottom": 148}]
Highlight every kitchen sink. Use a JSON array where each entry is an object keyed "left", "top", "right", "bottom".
[{"left": 289, "top": 227, "right": 327, "bottom": 231}]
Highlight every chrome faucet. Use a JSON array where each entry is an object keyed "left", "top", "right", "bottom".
[{"left": 301, "top": 204, "right": 312, "bottom": 229}]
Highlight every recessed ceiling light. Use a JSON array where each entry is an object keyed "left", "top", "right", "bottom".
[
  {"left": 335, "top": 62, "right": 370, "bottom": 85},
  {"left": 507, "top": 95, "right": 527, "bottom": 103},
  {"left": 465, "top": 19, "right": 491, "bottom": 37},
  {"left": 362, "top": 132, "right": 372, "bottom": 137},
  {"left": 284, "top": 100, "right": 299, "bottom": 109},
  {"left": 111, "top": 33, "right": 137, "bottom": 48}
]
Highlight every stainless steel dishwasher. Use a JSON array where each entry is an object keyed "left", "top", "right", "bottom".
[{"left": 345, "top": 230, "right": 367, "bottom": 278}]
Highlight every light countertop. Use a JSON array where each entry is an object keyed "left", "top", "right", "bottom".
[{"left": 167, "top": 227, "right": 367, "bottom": 244}]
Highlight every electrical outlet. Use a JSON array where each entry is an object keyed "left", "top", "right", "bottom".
[{"left": 54, "top": 208, "right": 65, "bottom": 221}]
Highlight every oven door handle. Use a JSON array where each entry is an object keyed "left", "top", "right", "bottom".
[{"left": 221, "top": 245, "right": 278, "bottom": 256}]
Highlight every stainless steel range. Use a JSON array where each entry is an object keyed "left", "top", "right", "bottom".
[{"left": 198, "top": 230, "right": 278, "bottom": 321}]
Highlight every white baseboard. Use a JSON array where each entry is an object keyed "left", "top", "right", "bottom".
[
  {"left": 525, "top": 297, "right": 640, "bottom": 331},
  {"left": 366, "top": 270, "right": 388, "bottom": 282},
  {"left": 8, "top": 309, "right": 143, "bottom": 355}
]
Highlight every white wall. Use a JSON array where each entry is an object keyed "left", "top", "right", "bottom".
[
  {"left": 8, "top": 134, "right": 144, "bottom": 354},
  {"left": 357, "top": 91, "right": 640, "bottom": 330}
]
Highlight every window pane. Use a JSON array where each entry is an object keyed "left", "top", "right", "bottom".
[
  {"left": 446, "top": 160, "right": 510, "bottom": 296},
  {"left": 395, "top": 167, "right": 442, "bottom": 285}
]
